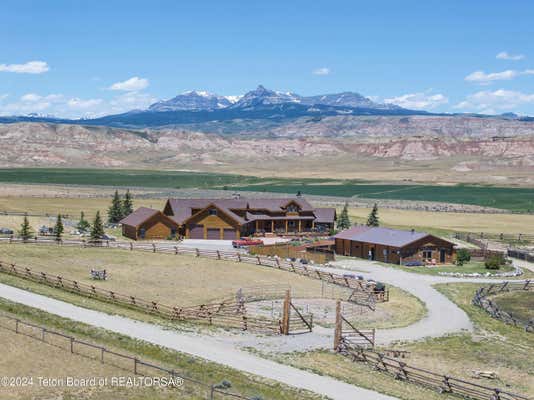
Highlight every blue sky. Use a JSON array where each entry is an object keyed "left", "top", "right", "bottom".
[{"left": 1, "top": 0, "right": 534, "bottom": 117}]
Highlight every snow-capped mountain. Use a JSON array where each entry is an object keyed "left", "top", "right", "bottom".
[
  {"left": 148, "top": 90, "right": 239, "bottom": 112},
  {"left": 148, "top": 86, "right": 397, "bottom": 113},
  {"left": 230, "top": 85, "right": 301, "bottom": 109},
  {"left": 300, "top": 92, "right": 400, "bottom": 110}
]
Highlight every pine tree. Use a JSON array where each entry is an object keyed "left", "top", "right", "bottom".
[
  {"left": 337, "top": 202, "right": 351, "bottom": 230},
  {"left": 108, "top": 190, "right": 123, "bottom": 223},
  {"left": 19, "top": 215, "right": 33, "bottom": 240},
  {"left": 77, "top": 211, "right": 91, "bottom": 232},
  {"left": 54, "top": 214, "right": 64, "bottom": 240},
  {"left": 91, "top": 211, "right": 105, "bottom": 241},
  {"left": 366, "top": 203, "right": 380, "bottom": 227},
  {"left": 122, "top": 189, "right": 134, "bottom": 217}
]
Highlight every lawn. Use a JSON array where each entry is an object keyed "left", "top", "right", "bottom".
[
  {"left": 381, "top": 261, "right": 516, "bottom": 277},
  {"left": 0, "top": 300, "right": 321, "bottom": 400},
  {"left": 266, "top": 282, "right": 534, "bottom": 400},
  {"left": 0, "top": 245, "right": 324, "bottom": 307},
  {"left": 491, "top": 291, "right": 534, "bottom": 324}
]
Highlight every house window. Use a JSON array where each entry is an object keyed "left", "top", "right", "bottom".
[
  {"left": 288, "top": 221, "right": 296, "bottom": 227},
  {"left": 208, "top": 209, "right": 217, "bottom": 216},
  {"left": 286, "top": 204, "right": 299, "bottom": 213},
  {"left": 422, "top": 250, "right": 432, "bottom": 260}
]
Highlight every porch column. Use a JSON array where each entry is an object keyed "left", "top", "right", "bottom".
[
  {"left": 255, "top": 220, "right": 258, "bottom": 232},
  {"left": 298, "top": 220, "right": 301, "bottom": 232},
  {"left": 271, "top": 220, "right": 274, "bottom": 232},
  {"left": 285, "top": 220, "right": 288, "bottom": 233}
]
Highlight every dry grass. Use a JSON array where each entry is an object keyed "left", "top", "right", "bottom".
[
  {"left": 0, "top": 244, "right": 325, "bottom": 306},
  {"left": 0, "top": 196, "right": 166, "bottom": 220},
  {"left": 0, "top": 320, "right": 180, "bottom": 400},
  {"left": 348, "top": 207, "right": 534, "bottom": 234}
]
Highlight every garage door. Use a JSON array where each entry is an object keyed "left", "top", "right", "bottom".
[
  {"left": 207, "top": 228, "right": 220, "bottom": 240},
  {"left": 223, "top": 228, "right": 236, "bottom": 240},
  {"left": 189, "top": 224, "right": 204, "bottom": 239}
]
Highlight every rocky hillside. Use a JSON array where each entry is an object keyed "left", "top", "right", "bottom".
[{"left": 1, "top": 117, "right": 534, "bottom": 185}]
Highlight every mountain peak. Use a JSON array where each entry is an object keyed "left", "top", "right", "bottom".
[{"left": 148, "top": 90, "right": 232, "bottom": 112}]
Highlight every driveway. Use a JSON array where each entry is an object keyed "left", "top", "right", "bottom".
[{"left": 0, "top": 283, "right": 397, "bottom": 400}]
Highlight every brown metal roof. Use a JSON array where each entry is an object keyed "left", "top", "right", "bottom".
[
  {"left": 119, "top": 207, "right": 160, "bottom": 227},
  {"left": 313, "top": 208, "right": 337, "bottom": 223},
  {"left": 334, "top": 226, "right": 445, "bottom": 248}
]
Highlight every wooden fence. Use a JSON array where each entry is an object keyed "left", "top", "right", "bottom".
[
  {"left": 507, "top": 249, "right": 534, "bottom": 263},
  {"left": 249, "top": 243, "right": 335, "bottom": 264},
  {"left": 0, "top": 237, "right": 387, "bottom": 304},
  {"left": 472, "top": 281, "right": 533, "bottom": 333},
  {"left": 0, "top": 259, "right": 314, "bottom": 335},
  {"left": 0, "top": 313, "right": 261, "bottom": 400},
  {"left": 334, "top": 303, "right": 530, "bottom": 400}
]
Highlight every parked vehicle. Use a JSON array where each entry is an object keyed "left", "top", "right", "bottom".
[
  {"left": 232, "top": 239, "right": 263, "bottom": 248},
  {"left": 0, "top": 227, "right": 13, "bottom": 234},
  {"left": 100, "top": 234, "right": 116, "bottom": 241},
  {"left": 404, "top": 260, "right": 424, "bottom": 267}
]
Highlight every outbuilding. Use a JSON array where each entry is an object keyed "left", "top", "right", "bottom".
[{"left": 334, "top": 226, "right": 456, "bottom": 265}]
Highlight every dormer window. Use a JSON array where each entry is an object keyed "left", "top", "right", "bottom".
[
  {"left": 208, "top": 208, "right": 217, "bottom": 216},
  {"left": 286, "top": 204, "right": 299, "bottom": 213}
]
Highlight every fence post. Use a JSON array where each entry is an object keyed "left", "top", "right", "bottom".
[
  {"left": 237, "top": 252, "right": 241, "bottom": 262},
  {"left": 152, "top": 243, "right": 156, "bottom": 253},
  {"left": 334, "top": 300, "right": 342, "bottom": 351},
  {"left": 130, "top": 242, "right": 133, "bottom": 251},
  {"left": 41, "top": 327, "right": 46, "bottom": 341},
  {"left": 70, "top": 337, "right": 74, "bottom": 353},
  {"left": 134, "top": 358, "right": 138, "bottom": 374},
  {"left": 196, "top": 248, "right": 200, "bottom": 257},
  {"left": 174, "top": 246, "right": 178, "bottom": 255},
  {"left": 15, "top": 319, "right": 19, "bottom": 333},
  {"left": 281, "top": 289, "right": 291, "bottom": 335},
  {"left": 209, "top": 384, "right": 215, "bottom": 400},
  {"left": 216, "top": 250, "right": 221, "bottom": 260}
]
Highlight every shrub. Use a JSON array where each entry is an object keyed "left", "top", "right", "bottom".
[
  {"left": 456, "top": 248, "right": 471, "bottom": 266},
  {"left": 484, "top": 254, "right": 506, "bottom": 270}
]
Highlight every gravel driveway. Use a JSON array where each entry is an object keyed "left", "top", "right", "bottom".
[{"left": 0, "top": 283, "right": 397, "bottom": 400}]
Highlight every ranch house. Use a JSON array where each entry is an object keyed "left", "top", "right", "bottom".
[
  {"left": 334, "top": 226, "right": 456, "bottom": 265},
  {"left": 120, "top": 197, "right": 336, "bottom": 240}
]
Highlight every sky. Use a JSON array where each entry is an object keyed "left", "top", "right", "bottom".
[{"left": 1, "top": 0, "right": 534, "bottom": 118}]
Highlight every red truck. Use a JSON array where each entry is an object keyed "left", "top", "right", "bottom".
[{"left": 232, "top": 238, "right": 263, "bottom": 248}]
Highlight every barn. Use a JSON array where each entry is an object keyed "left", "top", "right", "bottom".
[
  {"left": 334, "top": 226, "right": 456, "bottom": 265},
  {"left": 120, "top": 207, "right": 179, "bottom": 240}
]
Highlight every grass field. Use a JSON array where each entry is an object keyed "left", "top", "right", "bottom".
[
  {"left": 0, "top": 245, "right": 325, "bottom": 306},
  {"left": 0, "top": 316, "right": 179, "bottom": 400},
  {"left": 0, "top": 300, "right": 320, "bottom": 400},
  {"left": 269, "top": 282, "right": 534, "bottom": 400},
  {"left": 491, "top": 291, "right": 534, "bottom": 323},
  {"left": 1, "top": 168, "right": 534, "bottom": 211},
  {"left": 347, "top": 207, "right": 534, "bottom": 235}
]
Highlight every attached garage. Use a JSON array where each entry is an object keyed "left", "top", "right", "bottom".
[
  {"left": 120, "top": 207, "right": 179, "bottom": 241},
  {"left": 189, "top": 224, "right": 204, "bottom": 239},
  {"left": 207, "top": 228, "right": 220, "bottom": 240},
  {"left": 223, "top": 228, "right": 237, "bottom": 240}
]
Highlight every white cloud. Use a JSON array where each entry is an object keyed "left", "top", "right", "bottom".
[
  {"left": 465, "top": 70, "right": 518, "bottom": 84},
  {"left": 109, "top": 76, "right": 149, "bottom": 91},
  {"left": 0, "top": 61, "right": 49, "bottom": 74},
  {"left": 465, "top": 69, "right": 534, "bottom": 84},
  {"left": 384, "top": 92, "right": 448, "bottom": 110},
  {"left": 67, "top": 98, "right": 103, "bottom": 109},
  {"left": 496, "top": 51, "right": 525, "bottom": 61},
  {"left": 453, "top": 89, "right": 534, "bottom": 114},
  {"left": 312, "top": 67, "right": 330, "bottom": 76}
]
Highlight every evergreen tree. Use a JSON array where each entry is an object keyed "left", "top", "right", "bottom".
[
  {"left": 19, "top": 215, "right": 33, "bottom": 240},
  {"left": 337, "top": 202, "right": 351, "bottom": 230},
  {"left": 366, "top": 203, "right": 380, "bottom": 227},
  {"left": 77, "top": 211, "right": 91, "bottom": 232},
  {"left": 108, "top": 190, "right": 123, "bottom": 223},
  {"left": 91, "top": 211, "right": 105, "bottom": 241},
  {"left": 122, "top": 189, "right": 134, "bottom": 217},
  {"left": 54, "top": 214, "right": 64, "bottom": 240}
]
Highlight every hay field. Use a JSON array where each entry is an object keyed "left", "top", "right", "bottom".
[
  {"left": 348, "top": 207, "right": 534, "bottom": 234},
  {"left": 0, "top": 245, "right": 324, "bottom": 306}
]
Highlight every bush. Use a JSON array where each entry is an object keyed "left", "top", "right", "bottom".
[
  {"left": 484, "top": 254, "right": 506, "bottom": 270},
  {"left": 456, "top": 248, "right": 471, "bottom": 266}
]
